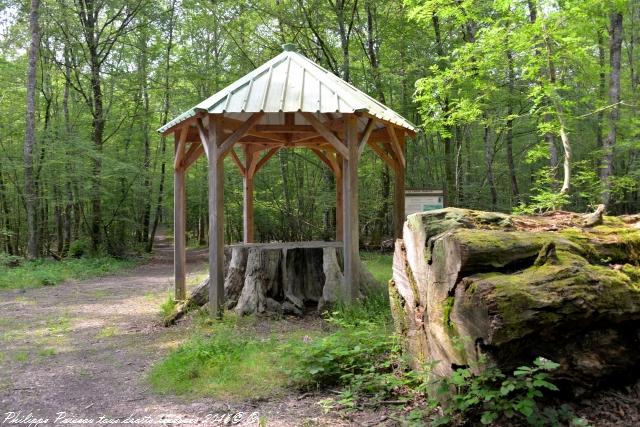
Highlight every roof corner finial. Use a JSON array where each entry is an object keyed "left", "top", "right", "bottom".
[{"left": 282, "top": 43, "right": 298, "bottom": 52}]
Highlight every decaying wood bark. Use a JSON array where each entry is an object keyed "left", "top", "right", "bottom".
[
  {"left": 390, "top": 207, "right": 640, "bottom": 394},
  {"left": 165, "top": 242, "right": 382, "bottom": 325}
]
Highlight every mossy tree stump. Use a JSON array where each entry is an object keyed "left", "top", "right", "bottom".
[{"left": 390, "top": 208, "right": 640, "bottom": 394}]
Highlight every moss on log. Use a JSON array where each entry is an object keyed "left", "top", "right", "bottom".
[{"left": 391, "top": 208, "right": 640, "bottom": 394}]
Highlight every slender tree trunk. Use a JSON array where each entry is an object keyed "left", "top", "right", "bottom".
[
  {"left": 527, "top": 0, "right": 559, "bottom": 172},
  {"left": 539, "top": 9, "right": 571, "bottom": 195},
  {"left": 505, "top": 50, "right": 520, "bottom": 204},
  {"left": 24, "top": 0, "right": 40, "bottom": 260},
  {"left": 483, "top": 120, "right": 498, "bottom": 209},
  {"left": 62, "top": 45, "right": 72, "bottom": 255},
  {"left": 148, "top": 0, "right": 176, "bottom": 252},
  {"left": 432, "top": 14, "right": 455, "bottom": 206},
  {"left": 602, "top": 12, "right": 623, "bottom": 209},
  {"left": 596, "top": 32, "right": 606, "bottom": 149},
  {"left": 0, "top": 168, "right": 14, "bottom": 254},
  {"left": 364, "top": 0, "right": 390, "bottom": 242},
  {"left": 139, "top": 20, "right": 152, "bottom": 244},
  {"left": 334, "top": 0, "right": 351, "bottom": 82}
]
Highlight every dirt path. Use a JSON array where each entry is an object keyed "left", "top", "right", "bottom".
[{"left": 0, "top": 237, "right": 372, "bottom": 426}]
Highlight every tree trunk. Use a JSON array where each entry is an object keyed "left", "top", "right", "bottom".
[
  {"left": 505, "top": 50, "right": 519, "bottom": 204},
  {"left": 390, "top": 207, "right": 640, "bottom": 394},
  {"left": 596, "top": 32, "right": 606, "bottom": 150},
  {"left": 24, "top": 0, "right": 40, "bottom": 259},
  {"left": 165, "top": 242, "right": 383, "bottom": 324},
  {"left": 602, "top": 12, "right": 623, "bottom": 209},
  {"left": 148, "top": 0, "right": 177, "bottom": 252},
  {"left": 483, "top": 118, "right": 497, "bottom": 209},
  {"left": 432, "top": 14, "right": 455, "bottom": 206},
  {"left": 139, "top": 21, "right": 152, "bottom": 245}
]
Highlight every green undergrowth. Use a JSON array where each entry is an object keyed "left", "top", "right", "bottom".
[
  {"left": 148, "top": 250, "right": 587, "bottom": 425},
  {"left": 148, "top": 310, "right": 311, "bottom": 400},
  {"left": 0, "top": 256, "right": 136, "bottom": 289},
  {"left": 361, "top": 251, "right": 394, "bottom": 283}
]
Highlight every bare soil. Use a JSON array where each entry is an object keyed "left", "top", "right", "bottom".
[{"left": 0, "top": 237, "right": 390, "bottom": 426}]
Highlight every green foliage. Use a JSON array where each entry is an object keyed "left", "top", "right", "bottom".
[
  {"left": 148, "top": 313, "right": 294, "bottom": 400},
  {"left": 432, "top": 357, "right": 590, "bottom": 426},
  {"left": 0, "top": 253, "right": 22, "bottom": 268},
  {"left": 159, "top": 295, "right": 178, "bottom": 322},
  {"left": 68, "top": 239, "right": 91, "bottom": 258},
  {"left": 0, "top": 257, "right": 134, "bottom": 289},
  {"left": 285, "top": 314, "right": 394, "bottom": 391},
  {"left": 360, "top": 251, "right": 394, "bottom": 284}
]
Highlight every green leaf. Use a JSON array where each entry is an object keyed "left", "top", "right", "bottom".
[{"left": 481, "top": 411, "right": 498, "bottom": 425}]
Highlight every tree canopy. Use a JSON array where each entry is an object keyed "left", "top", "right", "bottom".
[{"left": 0, "top": 0, "right": 638, "bottom": 257}]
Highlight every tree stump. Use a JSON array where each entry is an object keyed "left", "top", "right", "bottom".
[
  {"left": 390, "top": 207, "right": 640, "bottom": 394},
  {"left": 166, "top": 241, "right": 382, "bottom": 324}
]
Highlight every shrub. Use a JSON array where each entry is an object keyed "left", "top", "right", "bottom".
[
  {"left": 431, "top": 357, "right": 590, "bottom": 426},
  {"left": 68, "top": 239, "right": 91, "bottom": 258},
  {"left": 0, "top": 253, "right": 22, "bottom": 268}
]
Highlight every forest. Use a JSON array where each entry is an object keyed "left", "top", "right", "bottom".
[{"left": 0, "top": 0, "right": 638, "bottom": 257}]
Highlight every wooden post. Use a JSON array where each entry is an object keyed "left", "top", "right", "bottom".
[
  {"left": 243, "top": 146, "right": 254, "bottom": 243},
  {"left": 174, "top": 131, "right": 187, "bottom": 301},
  {"left": 335, "top": 156, "right": 343, "bottom": 241},
  {"left": 342, "top": 115, "right": 359, "bottom": 302},
  {"left": 393, "top": 159, "right": 405, "bottom": 239},
  {"left": 207, "top": 115, "right": 225, "bottom": 318}
]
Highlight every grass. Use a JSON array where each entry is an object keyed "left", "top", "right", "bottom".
[
  {"left": 361, "top": 251, "right": 393, "bottom": 283},
  {"left": 148, "top": 252, "right": 396, "bottom": 402},
  {"left": 0, "top": 256, "right": 136, "bottom": 290},
  {"left": 96, "top": 326, "right": 118, "bottom": 338},
  {"left": 148, "top": 312, "right": 301, "bottom": 400},
  {"left": 159, "top": 295, "right": 178, "bottom": 323}
]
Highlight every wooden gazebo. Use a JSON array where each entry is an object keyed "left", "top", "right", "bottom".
[{"left": 158, "top": 44, "right": 416, "bottom": 317}]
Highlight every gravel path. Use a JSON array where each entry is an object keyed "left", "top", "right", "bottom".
[{"left": 0, "top": 237, "right": 382, "bottom": 426}]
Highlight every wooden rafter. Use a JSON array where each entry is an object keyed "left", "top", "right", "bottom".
[
  {"left": 387, "top": 126, "right": 406, "bottom": 168},
  {"left": 230, "top": 148, "right": 246, "bottom": 176},
  {"left": 195, "top": 117, "right": 209, "bottom": 158},
  {"left": 358, "top": 118, "right": 377, "bottom": 157},
  {"left": 310, "top": 148, "right": 341, "bottom": 177},
  {"left": 249, "top": 146, "right": 280, "bottom": 177},
  {"left": 368, "top": 140, "right": 398, "bottom": 170},
  {"left": 173, "top": 126, "right": 188, "bottom": 170},
  {"left": 302, "top": 112, "right": 350, "bottom": 159},
  {"left": 218, "top": 113, "right": 264, "bottom": 156}
]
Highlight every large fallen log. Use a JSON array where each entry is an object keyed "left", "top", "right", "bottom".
[
  {"left": 390, "top": 208, "right": 640, "bottom": 394},
  {"left": 166, "top": 241, "right": 382, "bottom": 324}
]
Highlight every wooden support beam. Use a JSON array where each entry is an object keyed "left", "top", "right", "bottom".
[
  {"left": 393, "top": 159, "right": 406, "bottom": 239},
  {"left": 218, "top": 113, "right": 264, "bottom": 157},
  {"left": 230, "top": 148, "right": 246, "bottom": 176},
  {"left": 251, "top": 146, "right": 280, "bottom": 176},
  {"left": 182, "top": 141, "right": 204, "bottom": 169},
  {"left": 368, "top": 140, "right": 398, "bottom": 170},
  {"left": 173, "top": 133, "right": 187, "bottom": 301},
  {"left": 196, "top": 117, "right": 209, "bottom": 158},
  {"left": 302, "top": 112, "right": 350, "bottom": 159},
  {"left": 173, "top": 126, "right": 188, "bottom": 170},
  {"left": 342, "top": 115, "right": 359, "bottom": 303},
  {"left": 310, "top": 148, "right": 341, "bottom": 177},
  {"left": 206, "top": 115, "right": 225, "bottom": 318},
  {"left": 254, "top": 124, "right": 316, "bottom": 133},
  {"left": 388, "top": 126, "right": 406, "bottom": 168},
  {"left": 243, "top": 146, "right": 254, "bottom": 243},
  {"left": 336, "top": 158, "right": 343, "bottom": 241},
  {"left": 358, "top": 118, "right": 377, "bottom": 158}
]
